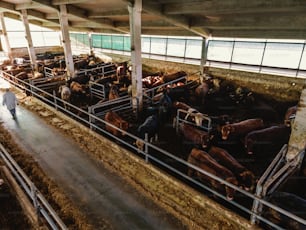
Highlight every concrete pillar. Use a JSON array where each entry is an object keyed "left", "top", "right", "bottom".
[
  {"left": 200, "top": 37, "right": 208, "bottom": 83},
  {"left": 286, "top": 88, "right": 306, "bottom": 163},
  {"left": 20, "top": 9, "right": 37, "bottom": 70},
  {"left": 0, "top": 13, "right": 13, "bottom": 61},
  {"left": 88, "top": 32, "right": 94, "bottom": 55},
  {"left": 58, "top": 4, "right": 75, "bottom": 78},
  {"left": 128, "top": 0, "right": 143, "bottom": 112}
]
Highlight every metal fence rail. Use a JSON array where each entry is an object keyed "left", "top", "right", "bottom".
[
  {"left": 143, "top": 74, "right": 190, "bottom": 104},
  {"left": 89, "top": 80, "right": 106, "bottom": 100},
  {"left": 174, "top": 108, "right": 212, "bottom": 133},
  {"left": 1, "top": 70, "right": 305, "bottom": 229},
  {"left": 28, "top": 76, "right": 66, "bottom": 93},
  {"left": 0, "top": 143, "right": 67, "bottom": 230},
  {"left": 88, "top": 95, "right": 135, "bottom": 126},
  {"left": 78, "top": 62, "right": 116, "bottom": 77}
]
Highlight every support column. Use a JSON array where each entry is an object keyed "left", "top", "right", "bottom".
[
  {"left": 200, "top": 37, "right": 208, "bottom": 83},
  {"left": 286, "top": 87, "right": 306, "bottom": 162},
  {"left": 128, "top": 0, "right": 143, "bottom": 112},
  {"left": 20, "top": 9, "right": 37, "bottom": 71},
  {"left": 0, "top": 13, "right": 13, "bottom": 61},
  {"left": 88, "top": 32, "right": 94, "bottom": 56},
  {"left": 58, "top": 4, "right": 74, "bottom": 78}
]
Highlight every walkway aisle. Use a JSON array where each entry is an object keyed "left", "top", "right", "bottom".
[{"left": 0, "top": 79, "right": 181, "bottom": 230}]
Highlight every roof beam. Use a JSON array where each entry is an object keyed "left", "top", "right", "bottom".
[
  {"left": 70, "top": 20, "right": 115, "bottom": 28},
  {"left": 26, "top": 0, "right": 58, "bottom": 11},
  {"left": 66, "top": 4, "right": 87, "bottom": 18},
  {"left": 88, "top": 9, "right": 129, "bottom": 18},
  {"left": 41, "top": 20, "right": 60, "bottom": 27},
  {"left": 163, "top": 0, "right": 306, "bottom": 15},
  {"left": 124, "top": 1, "right": 210, "bottom": 37},
  {"left": 115, "top": 20, "right": 174, "bottom": 28},
  {"left": 192, "top": 14, "right": 306, "bottom": 30},
  {"left": 46, "top": 13, "right": 58, "bottom": 19},
  {"left": 3, "top": 12, "right": 20, "bottom": 21},
  {"left": 0, "top": 1, "right": 15, "bottom": 12},
  {"left": 141, "top": 28, "right": 195, "bottom": 36},
  {"left": 16, "top": 2, "right": 54, "bottom": 10},
  {"left": 0, "top": 1, "right": 60, "bottom": 27},
  {"left": 31, "top": 0, "right": 129, "bottom": 34},
  {"left": 26, "top": 9, "right": 47, "bottom": 20}
]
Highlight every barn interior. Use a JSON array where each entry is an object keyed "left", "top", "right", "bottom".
[{"left": 0, "top": 1, "right": 306, "bottom": 230}]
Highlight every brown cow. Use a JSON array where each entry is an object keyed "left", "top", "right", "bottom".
[
  {"left": 244, "top": 125, "right": 291, "bottom": 155},
  {"left": 108, "top": 84, "right": 120, "bottom": 100},
  {"left": 187, "top": 148, "right": 238, "bottom": 200},
  {"left": 14, "top": 71, "right": 29, "bottom": 80},
  {"left": 173, "top": 101, "right": 193, "bottom": 111},
  {"left": 70, "top": 81, "right": 86, "bottom": 94},
  {"left": 208, "top": 146, "right": 255, "bottom": 192},
  {"left": 194, "top": 82, "right": 209, "bottom": 105},
  {"left": 162, "top": 71, "right": 186, "bottom": 83},
  {"left": 221, "top": 118, "right": 264, "bottom": 140},
  {"left": 179, "top": 123, "right": 212, "bottom": 149},
  {"left": 105, "top": 111, "right": 129, "bottom": 137},
  {"left": 173, "top": 101, "right": 201, "bottom": 126}
]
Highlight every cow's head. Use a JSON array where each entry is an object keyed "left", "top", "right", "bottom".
[
  {"left": 135, "top": 139, "right": 144, "bottom": 151},
  {"left": 238, "top": 170, "right": 255, "bottom": 192},
  {"left": 224, "top": 177, "right": 238, "bottom": 201},
  {"left": 221, "top": 125, "right": 233, "bottom": 140},
  {"left": 201, "top": 134, "right": 214, "bottom": 149},
  {"left": 119, "top": 120, "right": 129, "bottom": 136}
]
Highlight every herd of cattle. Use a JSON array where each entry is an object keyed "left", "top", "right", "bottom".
[{"left": 1, "top": 52, "right": 305, "bottom": 228}]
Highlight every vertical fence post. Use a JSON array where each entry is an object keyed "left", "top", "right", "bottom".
[
  {"left": 53, "top": 90, "right": 58, "bottom": 110},
  {"left": 31, "top": 183, "right": 39, "bottom": 217},
  {"left": 145, "top": 133, "right": 149, "bottom": 163},
  {"left": 29, "top": 80, "right": 34, "bottom": 96},
  {"left": 175, "top": 111, "right": 180, "bottom": 133},
  {"left": 250, "top": 185, "right": 263, "bottom": 225},
  {"left": 88, "top": 107, "right": 93, "bottom": 130}
]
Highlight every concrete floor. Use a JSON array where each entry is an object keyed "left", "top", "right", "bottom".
[{"left": 0, "top": 78, "right": 183, "bottom": 230}]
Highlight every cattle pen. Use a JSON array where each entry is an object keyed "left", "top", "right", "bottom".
[
  {"left": 1, "top": 67, "right": 306, "bottom": 229},
  {"left": 1, "top": 1, "right": 306, "bottom": 229}
]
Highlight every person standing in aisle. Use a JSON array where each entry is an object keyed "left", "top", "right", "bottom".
[{"left": 2, "top": 88, "right": 18, "bottom": 119}]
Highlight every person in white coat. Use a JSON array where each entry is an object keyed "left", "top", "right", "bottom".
[{"left": 2, "top": 88, "right": 18, "bottom": 119}]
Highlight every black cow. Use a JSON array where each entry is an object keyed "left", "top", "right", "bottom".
[
  {"left": 135, "top": 114, "right": 159, "bottom": 151},
  {"left": 263, "top": 192, "right": 306, "bottom": 230}
]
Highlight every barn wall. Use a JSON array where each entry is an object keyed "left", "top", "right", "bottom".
[
  {"left": 10, "top": 47, "right": 303, "bottom": 103},
  {"left": 106, "top": 53, "right": 303, "bottom": 103},
  {"left": 208, "top": 67, "right": 303, "bottom": 103}
]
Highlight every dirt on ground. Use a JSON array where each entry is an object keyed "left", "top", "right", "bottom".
[{"left": 0, "top": 122, "right": 98, "bottom": 230}]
